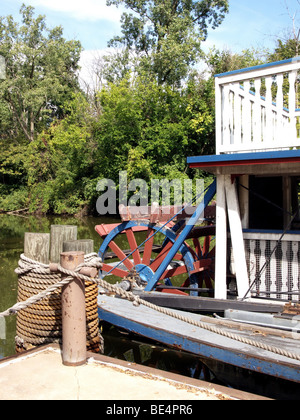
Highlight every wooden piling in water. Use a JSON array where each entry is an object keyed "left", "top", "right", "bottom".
[
  {"left": 50, "top": 225, "right": 77, "bottom": 263},
  {"left": 24, "top": 232, "right": 50, "bottom": 264},
  {"left": 63, "top": 239, "right": 94, "bottom": 255},
  {"left": 16, "top": 232, "right": 59, "bottom": 352}
]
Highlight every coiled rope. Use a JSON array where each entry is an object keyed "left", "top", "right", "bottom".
[
  {"left": 10, "top": 253, "right": 103, "bottom": 353},
  {"left": 1, "top": 253, "right": 300, "bottom": 362}
]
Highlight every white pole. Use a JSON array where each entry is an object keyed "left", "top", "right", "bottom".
[
  {"left": 225, "top": 176, "right": 249, "bottom": 299},
  {"left": 214, "top": 175, "right": 228, "bottom": 299}
]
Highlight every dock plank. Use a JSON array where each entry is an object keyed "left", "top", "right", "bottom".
[{"left": 97, "top": 294, "right": 300, "bottom": 383}]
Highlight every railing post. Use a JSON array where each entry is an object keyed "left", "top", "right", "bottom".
[
  {"left": 289, "top": 70, "right": 297, "bottom": 139},
  {"left": 61, "top": 251, "right": 87, "bottom": 366},
  {"left": 215, "top": 76, "right": 222, "bottom": 154}
]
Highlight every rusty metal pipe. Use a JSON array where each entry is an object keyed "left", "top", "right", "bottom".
[{"left": 61, "top": 251, "right": 87, "bottom": 366}]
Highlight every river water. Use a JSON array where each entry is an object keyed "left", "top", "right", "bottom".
[{"left": 0, "top": 214, "right": 299, "bottom": 399}]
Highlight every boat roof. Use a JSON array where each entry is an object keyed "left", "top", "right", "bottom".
[{"left": 187, "top": 150, "right": 300, "bottom": 176}]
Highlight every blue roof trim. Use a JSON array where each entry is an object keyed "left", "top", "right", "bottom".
[
  {"left": 243, "top": 229, "right": 300, "bottom": 235},
  {"left": 214, "top": 56, "right": 300, "bottom": 79},
  {"left": 187, "top": 149, "right": 300, "bottom": 165}
]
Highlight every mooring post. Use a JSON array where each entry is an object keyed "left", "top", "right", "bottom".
[
  {"left": 63, "top": 239, "right": 94, "bottom": 255},
  {"left": 50, "top": 225, "right": 78, "bottom": 263},
  {"left": 16, "top": 233, "right": 51, "bottom": 352},
  {"left": 24, "top": 232, "right": 50, "bottom": 264},
  {"left": 61, "top": 251, "right": 87, "bottom": 366}
]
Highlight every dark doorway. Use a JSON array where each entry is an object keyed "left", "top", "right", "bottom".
[{"left": 249, "top": 176, "right": 283, "bottom": 230}]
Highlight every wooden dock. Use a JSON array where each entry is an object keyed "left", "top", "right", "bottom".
[
  {"left": 97, "top": 294, "right": 300, "bottom": 385},
  {"left": 0, "top": 344, "right": 264, "bottom": 400}
]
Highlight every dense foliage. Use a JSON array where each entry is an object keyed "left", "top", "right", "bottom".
[
  {"left": 107, "top": 0, "right": 229, "bottom": 86},
  {"left": 0, "top": 3, "right": 297, "bottom": 215}
]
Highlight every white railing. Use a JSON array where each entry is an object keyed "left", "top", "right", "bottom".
[{"left": 215, "top": 57, "right": 300, "bottom": 154}]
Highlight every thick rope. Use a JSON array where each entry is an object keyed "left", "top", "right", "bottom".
[
  {"left": 97, "top": 283, "right": 300, "bottom": 362},
  {"left": 1, "top": 277, "right": 70, "bottom": 317},
  {"left": 1, "top": 253, "right": 300, "bottom": 362},
  {"left": 12, "top": 253, "right": 103, "bottom": 352}
]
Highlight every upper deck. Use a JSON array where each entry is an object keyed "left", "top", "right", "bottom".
[{"left": 215, "top": 56, "right": 300, "bottom": 155}]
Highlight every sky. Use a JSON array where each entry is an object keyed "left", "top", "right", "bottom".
[{"left": 1, "top": 0, "right": 300, "bottom": 83}]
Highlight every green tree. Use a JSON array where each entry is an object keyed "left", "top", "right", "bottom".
[
  {"left": 269, "top": 38, "right": 300, "bottom": 62},
  {"left": 24, "top": 93, "right": 98, "bottom": 215},
  {"left": 0, "top": 5, "right": 84, "bottom": 214},
  {"left": 205, "top": 46, "right": 266, "bottom": 76},
  {"left": 93, "top": 73, "right": 216, "bottom": 184},
  {"left": 0, "top": 4, "right": 82, "bottom": 142},
  {"left": 107, "top": 0, "right": 229, "bottom": 85}
]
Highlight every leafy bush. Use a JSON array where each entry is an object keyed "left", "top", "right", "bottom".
[{"left": 0, "top": 186, "right": 29, "bottom": 211}]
